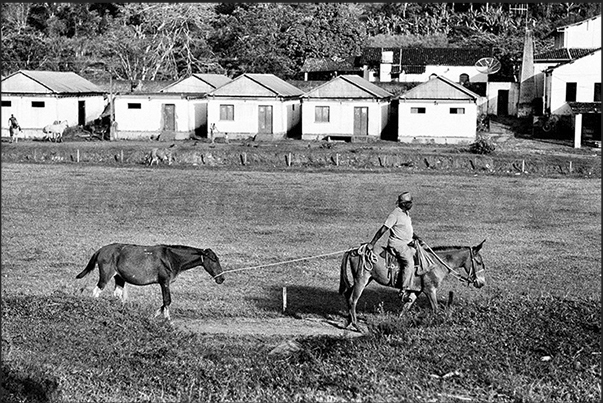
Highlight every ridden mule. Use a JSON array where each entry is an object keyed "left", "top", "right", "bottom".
[
  {"left": 339, "top": 240, "right": 486, "bottom": 331},
  {"left": 76, "top": 243, "right": 225, "bottom": 320}
]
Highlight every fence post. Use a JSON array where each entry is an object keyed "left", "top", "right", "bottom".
[
  {"left": 521, "top": 159, "right": 525, "bottom": 173},
  {"left": 569, "top": 161, "right": 573, "bottom": 173},
  {"left": 335, "top": 153, "right": 339, "bottom": 166},
  {"left": 282, "top": 286, "right": 287, "bottom": 313},
  {"left": 120, "top": 150, "right": 124, "bottom": 164},
  {"left": 240, "top": 153, "right": 247, "bottom": 166},
  {"left": 77, "top": 149, "right": 80, "bottom": 163}
]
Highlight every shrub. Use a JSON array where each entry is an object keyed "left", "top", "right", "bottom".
[{"left": 470, "top": 134, "right": 496, "bottom": 155}]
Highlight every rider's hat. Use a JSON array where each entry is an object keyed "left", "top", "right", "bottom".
[{"left": 398, "top": 192, "right": 412, "bottom": 202}]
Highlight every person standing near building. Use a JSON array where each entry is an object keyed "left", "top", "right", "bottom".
[{"left": 8, "top": 114, "right": 21, "bottom": 143}]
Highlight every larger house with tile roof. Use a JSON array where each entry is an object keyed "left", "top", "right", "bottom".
[
  {"left": 1, "top": 70, "right": 105, "bottom": 140},
  {"left": 533, "top": 15, "right": 600, "bottom": 114},
  {"left": 532, "top": 14, "right": 600, "bottom": 146},
  {"left": 359, "top": 47, "right": 493, "bottom": 84}
]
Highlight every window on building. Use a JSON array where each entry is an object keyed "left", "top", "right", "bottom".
[
  {"left": 450, "top": 108, "right": 465, "bottom": 114},
  {"left": 220, "top": 104, "right": 234, "bottom": 121},
  {"left": 411, "top": 107, "right": 426, "bottom": 114},
  {"left": 565, "top": 83, "right": 577, "bottom": 102},
  {"left": 32, "top": 101, "right": 45, "bottom": 108},
  {"left": 594, "top": 83, "right": 601, "bottom": 102},
  {"left": 1, "top": 101, "right": 11, "bottom": 107},
  {"left": 127, "top": 103, "right": 141, "bottom": 109},
  {"left": 315, "top": 106, "right": 330, "bottom": 122}
]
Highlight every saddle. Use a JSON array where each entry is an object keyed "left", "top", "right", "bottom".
[{"left": 380, "top": 241, "right": 436, "bottom": 288}]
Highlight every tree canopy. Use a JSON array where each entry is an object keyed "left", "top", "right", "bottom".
[{"left": 1, "top": 3, "right": 600, "bottom": 81}]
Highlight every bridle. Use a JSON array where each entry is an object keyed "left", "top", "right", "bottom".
[
  {"left": 464, "top": 247, "right": 484, "bottom": 286},
  {"left": 436, "top": 247, "right": 482, "bottom": 286}
]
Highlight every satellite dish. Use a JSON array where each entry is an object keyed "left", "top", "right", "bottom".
[{"left": 475, "top": 57, "right": 501, "bottom": 75}]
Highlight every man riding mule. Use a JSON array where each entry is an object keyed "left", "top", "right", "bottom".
[
  {"left": 340, "top": 237, "right": 487, "bottom": 332},
  {"left": 367, "top": 191, "right": 428, "bottom": 306}
]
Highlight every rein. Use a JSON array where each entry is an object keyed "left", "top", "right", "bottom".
[{"left": 423, "top": 244, "right": 475, "bottom": 285}]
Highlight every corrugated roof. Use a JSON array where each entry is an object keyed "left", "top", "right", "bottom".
[
  {"left": 545, "top": 14, "right": 601, "bottom": 38},
  {"left": 209, "top": 73, "right": 303, "bottom": 98},
  {"left": 5, "top": 70, "right": 103, "bottom": 93},
  {"left": 398, "top": 75, "right": 479, "bottom": 100},
  {"left": 534, "top": 48, "right": 598, "bottom": 61},
  {"left": 360, "top": 47, "right": 491, "bottom": 66},
  {"left": 160, "top": 74, "right": 232, "bottom": 93},
  {"left": 544, "top": 48, "right": 601, "bottom": 72},
  {"left": 245, "top": 74, "right": 303, "bottom": 97},
  {"left": 192, "top": 73, "right": 233, "bottom": 88},
  {"left": 91, "top": 79, "right": 177, "bottom": 93},
  {"left": 568, "top": 102, "right": 601, "bottom": 114},
  {"left": 303, "top": 74, "right": 392, "bottom": 99}
]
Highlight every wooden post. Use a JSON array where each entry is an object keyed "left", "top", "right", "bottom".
[
  {"left": 240, "top": 153, "right": 247, "bottom": 165},
  {"left": 120, "top": 150, "right": 124, "bottom": 163},
  {"left": 335, "top": 153, "right": 339, "bottom": 166},
  {"left": 521, "top": 159, "right": 525, "bottom": 173},
  {"left": 286, "top": 153, "right": 292, "bottom": 167},
  {"left": 569, "top": 161, "right": 573, "bottom": 173},
  {"left": 76, "top": 149, "right": 80, "bottom": 163},
  {"left": 282, "top": 286, "right": 287, "bottom": 313}
]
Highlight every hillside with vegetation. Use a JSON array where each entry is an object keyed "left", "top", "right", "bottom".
[{"left": 1, "top": 3, "right": 601, "bottom": 82}]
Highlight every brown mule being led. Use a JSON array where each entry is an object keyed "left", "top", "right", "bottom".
[
  {"left": 76, "top": 243, "right": 225, "bottom": 320},
  {"left": 339, "top": 240, "right": 487, "bottom": 332}
]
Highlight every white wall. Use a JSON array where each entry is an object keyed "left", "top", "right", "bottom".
[
  {"left": 113, "top": 95, "right": 201, "bottom": 140},
  {"left": 369, "top": 65, "right": 488, "bottom": 84},
  {"left": 556, "top": 16, "right": 601, "bottom": 49},
  {"left": 300, "top": 99, "right": 389, "bottom": 140},
  {"left": 545, "top": 50, "right": 601, "bottom": 115},
  {"left": 398, "top": 99, "right": 477, "bottom": 144},
  {"left": 1, "top": 95, "right": 105, "bottom": 139},
  {"left": 486, "top": 82, "right": 519, "bottom": 116}
]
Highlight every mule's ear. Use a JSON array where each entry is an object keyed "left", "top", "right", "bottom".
[{"left": 474, "top": 239, "right": 486, "bottom": 252}]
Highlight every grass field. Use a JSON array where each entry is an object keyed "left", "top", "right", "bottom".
[{"left": 1, "top": 162, "right": 601, "bottom": 402}]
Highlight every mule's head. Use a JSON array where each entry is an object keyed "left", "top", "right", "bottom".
[
  {"left": 467, "top": 239, "right": 486, "bottom": 288},
  {"left": 203, "top": 248, "right": 225, "bottom": 284}
]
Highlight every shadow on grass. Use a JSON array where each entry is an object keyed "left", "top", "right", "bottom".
[{"left": 249, "top": 284, "right": 431, "bottom": 317}]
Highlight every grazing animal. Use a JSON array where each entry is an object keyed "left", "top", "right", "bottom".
[
  {"left": 146, "top": 147, "right": 175, "bottom": 166},
  {"left": 43, "top": 120, "right": 68, "bottom": 142},
  {"left": 76, "top": 243, "right": 225, "bottom": 320},
  {"left": 339, "top": 240, "right": 486, "bottom": 331}
]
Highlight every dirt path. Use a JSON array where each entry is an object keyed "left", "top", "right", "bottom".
[{"left": 172, "top": 316, "right": 364, "bottom": 338}]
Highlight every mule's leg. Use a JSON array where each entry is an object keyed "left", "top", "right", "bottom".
[
  {"left": 401, "top": 291, "right": 418, "bottom": 312},
  {"left": 93, "top": 263, "right": 115, "bottom": 298},
  {"left": 347, "top": 276, "right": 371, "bottom": 332},
  {"left": 425, "top": 287, "right": 439, "bottom": 313},
  {"left": 154, "top": 281, "right": 172, "bottom": 320},
  {"left": 113, "top": 275, "right": 128, "bottom": 303}
]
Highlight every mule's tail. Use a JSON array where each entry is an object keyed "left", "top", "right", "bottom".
[
  {"left": 76, "top": 249, "right": 100, "bottom": 279},
  {"left": 339, "top": 250, "right": 353, "bottom": 295}
]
